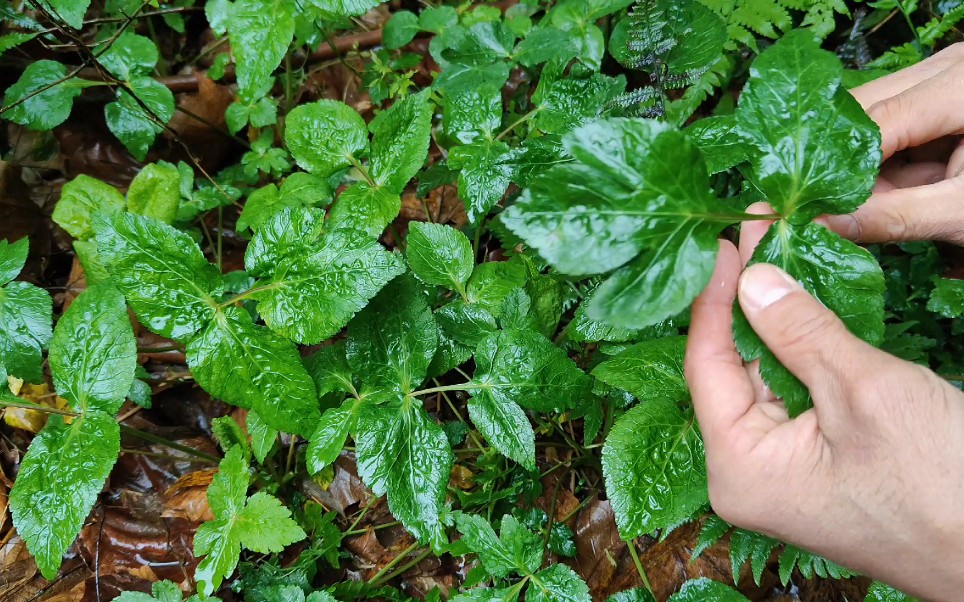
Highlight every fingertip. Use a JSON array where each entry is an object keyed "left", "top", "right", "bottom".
[{"left": 740, "top": 203, "right": 776, "bottom": 265}]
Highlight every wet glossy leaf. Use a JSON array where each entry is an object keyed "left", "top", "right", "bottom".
[
  {"left": 285, "top": 99, "right": 368, "bottom": 177},
  {"left": 528, "top": 564, "right": 591, "bottom": 602},
  {"left": 384, "top": 11, "right": 420, "bottom": 50},
  {"left": 436, "top": 301, "right": 497, "bottom": 347},
  {"left": 454, "top": 513, "right": 541, "bottom": 578},
  {"left": 99, "top": 32, "right": 158, "bottom": 80},
  {"left": 247, "top": 410, "right": 278, "bottom": 464},
  {"left": 0, "top": 237, "right": 28, "bottom": 286},
  {"left": 52, "top": 175, "right": 125, "bottom": 240},
  {"left": 2, "top": 60, "right": 86, "bottom": 130},
  {"left": 687, "top": 115, "right": 750, "bottom": 175},
  {"left": 369, "top": 90, "right": 433, "bottom": 193},
  {"left": 602, "top": 398, "right": 707, "bottom": 540},
  {"left": 105, "top": 76, "right": 176, "bottom": 161},
  {"left": 246, "top": 209, "right": 405, "bottom": 344},
  {"left": 187, "top": 307, "right": 320, "bottom": 437},
  {"left": 865, "top": 582, "right": 919, "bottom": 602},
  {"left": 305, "top": 0, "right": 384, "bottom": 17},
  {"left": 94, "top": 212, "right": 223, "bottom": 342},
  {"left": 666, "top": 579, "right": 748, "bottom": 602},
  {"left": 327, "top": 182, "right": 401, "bottom": 237},
  {"left": 443, "top": 85, "right": 502, "bottom": 145},
  {"left": 307, "top": 399, "right": 355, "bottom": 474},
  {"left": 513, "top": 26, "right": 578, "bottom": 67},
  {"left": 127, "top": 162, "right": 181, "bottom": 224},
  {"left": 449, "top": 139, "right": 519, "bottom": 224},
  {"left": 502, "top": 119, "right": 742, "bottom": 330},
  {"left": 38, "top": 0, "right": 90, "bottom": 28},
  {"left": 452, "top": 588, "right": 520, "bottom": 602},
  {"left": 467, "top": 390, "right": 535, "bottom": 469},
  {"left": 471, "top": 328, "right": 592, "bottom": 414},
  {"left": 9, "top": 411, "right": 119, "bottom": 579},
  {"left": 733, "top": 222, "right": 885, "bottom": 416},
  {"left": 49, "top": 285, "right": 135, "bottom": 414},
  {"left": 113, "top": 579, "right": 206, "bottom": 602},
  {"left": 406, "top": 222, "right": 474, "bottom": 292},
  {"left": 347, "top": 276, "right": 437, "bottom": 395},
  {"left": 0, "top": 280, "right": 52, "bottom": 383},
  {"left": 227, "top": 0, "right": 295, "bottom": 98},
  {"left": 355, "top": 398, "right": 452, "bottom": 548},
  {"left": 465, "top": 260, "right": 527, "bottom": 317},
  {"left": 195, "top": 447, "right": 307, "bottom": 596},
  {"left": 606, "top": 589, "right": 657, "bottom": 602},
  {"left": 592, "top": 336, "right": 688, "bottom": 403},
  {"left": 444, "top": 21, "right": 515, "bottom": 64},
  {"left": 928, "top": 278, "right": 964, "bottom": 318},
  {"left": 531, "top": 64, "right": 625, "bottom": 135},
  {"left": 736, "top": 31, "right": 881, "bottom": 221},
  {"left": 304, "top": 341, "right": 355, "bottom": 398}
]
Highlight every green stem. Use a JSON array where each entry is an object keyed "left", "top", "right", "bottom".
[
  {"left": 495, "top": 107, "right": 542, "bottom": 142},
  {"left": 218, "top": 283, "right": 284, "bottom": 308},
  {"left": 367, "top": 542, "right": 420, "bottom": 584},
  {"left": 119, "top": 425, "right": 220, "bottom": 463},
  {"left": 896, "top": 1, "right": 924, "bottom": 54},
  {"left": 0, "top": 398, "right": 76, "bottom": 417},
  {"left": 371, "top": 547, "right": 433, "bottom": 586},
  {"left": 347, "top": 154, "right": 377, "bottom": 187},
  {"left": 410, "top": 383, "right": 480, "bottom": 397},
  {"left": 627, "top": 540, "right": 654, "bottom": 594}
]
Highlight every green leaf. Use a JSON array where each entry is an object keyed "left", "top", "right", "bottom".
[
  {"left": 195, "top": 447, "right": 307, "bottom": 596},
  {"left": 347, "top": 276, "right": 437, "bottom": 395},
  {"left": 304, "top": 0, "right": 384, "bottom": 17},
  {"left": 211, "top": 415, "right": 253, "bottom": 457},
  {"left": 605, "top": 589, "right": 657, "bottom": 602},
  {"left": 928, "top": 278, "right": 964, "bottom": 318},
  {"left": 94, "top": 212, "right": 223, "bottom": 342},
  {"left": 52, "top": 175, "right": 126, "bottom": 240},
  {"left": 9, "top": 411, "right": 119, "bottom": 579},
  {"left": 452, "top": 588, "right": 520, "bottom": 602},
  {"left": 0, "top": 281, "right": 53, "bottom": 383},
  {"left": 245, "top": 209, "right": 405, "bottom": 345},
  {"left": 687, "top": 115, "right": 750, "bottom": 175},
  {"left": 436, "top": 301, "right": 497, "bottom": 348},
  {"left": 105, "top": 76, "right": 176, "bottom": 161},
  {"left": 443, "top": 85, "right": 502, "bottom": 145},
  {"left": 100, "top": 33, "right": 158, "bottom": 80},
  {"left": 513, "top": 26, "right": 578, "bottom": 67},
  {"left": 503, "top": 119, "right": 741, "bottom": 329},
  {"left": 729, "top": 529, "right": 779, "bottom": 585},
  {"left": 736, "top": 30, "right": 881, "bottom": 222},
  {"left": 355, "top": 398, "right": 452, "bottom": 548},
  {"left": 384, "top": 10, "right": 419, "bottom": 49},
  {"left": 304, "top": 341, "right": 355, "bottom": 398},
  {"left": 778, "top": 544, "right": 854, "bottom": 584},
  {"left": 467, "top": 389, "right": 535, "bottom": 469},
  {"left": 602, "top": 398, "right": 706, "bottom": 540},
  {"left": 465, "top": 260, "right": 527, "bottom": 317},
  {"left": 369, "top": 90, "right": 433, "bottom": 193},
  {"left": 113, "top": 579, "right": 190, "bottom": 602},
  {"left": 449, "top": 139, "right": 519, "bottom": 224},
  {"left": 419, "top": 6, "right": 458, "bottom": 34},
  {"left": 528, "top": 564, "right": 591, "bottom": 602},
  {"left": 619, "top": 0, "right": 726, "bottom": 76},
  {"left": 49, "top": 285, "right": 136, "bottom": 415},
  {"left": 531, "top": 63, "right": 626, "bottom": 135},
  {"left": 666, "top": 579, "right": 749, "bottom": 602},
  {"left": 454, "top": 513, "right": 541, "bottom": 578},
  {"left": 127, "top": 162, "right": 181, "bottom": 224},
  {"left": 2, "top": 60, "right": 85, "bottom": 130},
  {"left": 307, "top": 399, "right": 354, "bottom": 474},
  {"left": 592, "top": 336, "right": 688, "bottom": 402},
  {"left": 865, "top": 582, "right": 919, "bottom": 602},
  {"left": 406, "top": 222, "right": 474, "bottom": 292},
  {"left": 327, "top": 182, "right": 402, "bottom": 237},
  {"left": 187, "top": 307, "right": 320, "bottom": 437},
  {"left": 0, "top": 237, "right": 28, "bottom": 286},
  {"left": 471, "top": 328, "right": 592, "bottom": 413},
  {"left": 227, "top": 0, "right": 295, "bottom": 99},
  {"left": 732, "top": 222, "right": 885, "bottom": 416},
  {"left": 285, "top": 99, "right": 368, "bottom": 177},
  {"left": 247, "top": 410, "right": 278, "bottom": 464},
  {"left": 38, "top": 0, "right": 90, "bottom": 28},
  {"left": 444, "top": 21, "right": 515, "bottom": 64}
]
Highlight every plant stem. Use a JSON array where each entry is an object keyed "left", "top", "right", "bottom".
[
  {"left": 371, "top": 546, "right": 433, "bottom": 586},
  {"left": 119, "top": 425, "right": 220, "bottom": 463},
  {"left": 367, "top": 542, "right": 420, "bottom": 584},
  {"left": 218, "top": 283, "right": 284, "bottom": 308},
  {"left": 627, "top": 540, "right": 654, "bottom": 594},
  {"left": 495, "top": 107, "right": 542, "bottom": 141},
  {"left": 0, "top": 399, "right": 76, "bottom": 417},
  {"left": 347, "top": 154, "right": 377, "bottom": 187},
  {"left": 410, "top": 383, "right": 480, "bottom": 397}
]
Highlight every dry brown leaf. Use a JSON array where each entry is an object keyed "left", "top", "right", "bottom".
[
  {"left": 162, "top": 469, "right": 217, "bottom": 522},
  {"left": 450, "top": 465, "right": 475, "bottom": 490},
  {"left": 571, "top": 499, "right": 626, "bottom": 598}
]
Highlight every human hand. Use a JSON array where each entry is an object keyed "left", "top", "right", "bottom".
[
  {"left": 824, "top": 43, "right": 964, "bottom": 245},
  {"left": 684, "top": 233, "right": 964, "bottom": 600}
]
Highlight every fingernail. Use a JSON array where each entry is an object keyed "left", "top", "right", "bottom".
[
  {"left": 825, "top": 214, "right": 861, "bottom": 240},
  {"left": 739, "top": 264, "right": 798, "bottom": 312}
]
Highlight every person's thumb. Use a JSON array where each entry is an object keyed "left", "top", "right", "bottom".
[
  {"left": 737, "top": 263, "right": 872, "bottom": 403},
  {"left": 824, "top": 178, "right": 964, "bottom": 245}
]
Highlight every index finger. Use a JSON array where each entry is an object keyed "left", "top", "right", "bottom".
[
  {"left": 685, "top": 241, "right": 756, "bottom": 446},
  {"left": 850, "top": 43, "right": 964, "bottom": 108}
]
